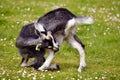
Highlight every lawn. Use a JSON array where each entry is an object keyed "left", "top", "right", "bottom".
[{"left": 0, "top": 0, "right": 120, "bottom": 80}]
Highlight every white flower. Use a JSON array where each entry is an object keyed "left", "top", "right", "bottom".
[
  {"left": 42, "top": 75, "right": 45, "bottom": 78},
  {"left": 71, "top": 78, "right": 75, "bottom": 80},
  {"left": 80, "top": 76, "right": 82, "bottom": 79},
  {"left": 22, "top": 70, "right": 27, "bottom": 78},
  {"left": 51, "top": 76, "right": 54, "bottom": 79},
  {"left": 102, "top": 76, "right": 106, "bottom": 79},
  {"left": 3, "top": 44, "right": 6, "bottom": 46},
  {"left": 1, "top": 78, "right": 5, "bottom": 80},
  {"left": 16, "top": 21, "right": 20, "bottom": 24},
  {"left": 45, "top": 70, "right": 48, "bottom": 72},
  {"left": 116, "top": 13, "right": 120, "bottom": 17},
  {"left": 27, "top": 8, "right": 30, "bottom": 11},
  {"left": 0, "top": 39, "right": 3, "bottom": 41},
  {"left": 33, "top": 75, "right": 36, "bottom": 80},
  {"left": 95, "top": 77, "right": 98, "bottom": 79},
  {"left": 23, "top": 20, "right": 29, "bottom": 24},
  {"left": 57, "top": 71, "right": 60, "bottom": 73},
  {"left": 103, "top": 32, "right": 106, "bottom": 35},
  {"left": 1, "top": 14, "right": 4, "bottom": 16}
]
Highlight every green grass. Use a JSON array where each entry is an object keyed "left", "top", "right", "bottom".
[{"left": 0, "top": 0, "right": 120, "bottom": 80}]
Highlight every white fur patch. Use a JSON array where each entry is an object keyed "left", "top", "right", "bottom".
[
  {"left": 67, "top": 18, "right": 76, "bottom": 27},
  {"left": 49, "top": 33, "right": 59, "bottom": 50},
  {"left": 65, "top": 18, "right": 76, "bottom": 36},
  {"left": 34, "top": 22, "right": 45, "bottom": 32}
]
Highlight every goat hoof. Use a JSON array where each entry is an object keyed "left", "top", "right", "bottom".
[
  {"left": 78, "top": 65, "right": 86, "bottom": 73},
  {"left": 49, "top": 64, "right": 60, "bottom": 70}
]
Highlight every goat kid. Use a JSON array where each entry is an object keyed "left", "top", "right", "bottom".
[{"left": 35, "top": 8, "right": 93, "bottom": 72}]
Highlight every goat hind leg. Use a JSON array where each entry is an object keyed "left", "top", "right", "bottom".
[{"left": 67, "top": 35, "right": 86, "bottom": 72}]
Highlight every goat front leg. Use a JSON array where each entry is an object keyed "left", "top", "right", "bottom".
[
  {"left": 38, "top": 50, "right": 55, "bottom": 71},
  {"left": 20, "top": 58, "right": 28, "bottom": 67},
  {"left": 20, "top": 57, "right": 36, "bottom": 67}
]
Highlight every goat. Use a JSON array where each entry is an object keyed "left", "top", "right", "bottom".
[
  {"left": 35, "top": 8, "right": 93, "bottom": 72},
  {"left": 16, "top": 22, "right": 59, "bottom": 69}
]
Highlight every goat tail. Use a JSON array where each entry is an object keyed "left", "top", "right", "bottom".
[{"left": 75, "top": 16, "right": 94, "bottom": 25}]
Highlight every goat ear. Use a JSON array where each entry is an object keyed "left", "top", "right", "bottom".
[
  {"left": 34, "top": 21, "right": 47, "bottom": 37},
  {"left": 34, "top": 22, "right": 45, "bottom": 32}
]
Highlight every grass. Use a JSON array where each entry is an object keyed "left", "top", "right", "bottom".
[{"left": 0, "top": 0, "right": 120, "bottom": 80}]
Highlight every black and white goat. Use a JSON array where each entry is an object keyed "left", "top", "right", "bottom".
[
  {"left": 16, "top": 8, "right": 93, "bottom": 72},
  {"left": 35, "top": 8, "right": 93, "bottom": 72}
]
